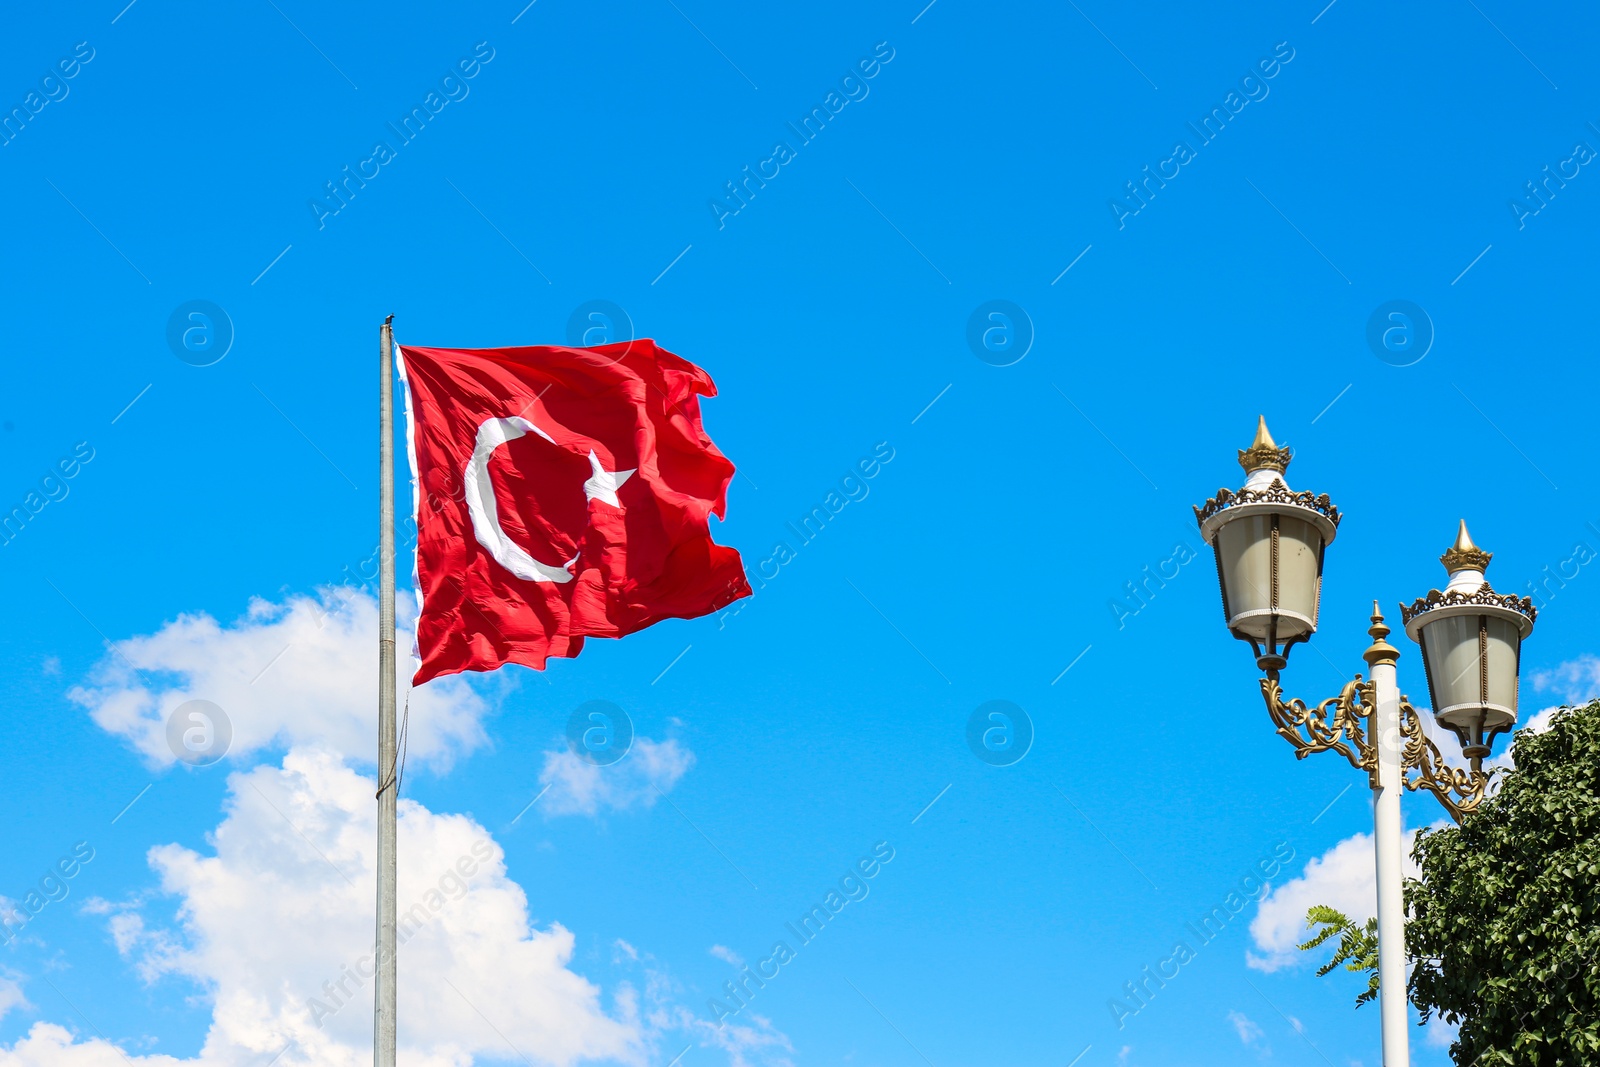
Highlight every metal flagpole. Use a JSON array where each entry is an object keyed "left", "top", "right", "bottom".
[
  {"left": 375, "top": 314, "right": 398, "bottom": 1067},
  {"left": 1363, "top": 608, "right": 1409, "bottom": 1067}
]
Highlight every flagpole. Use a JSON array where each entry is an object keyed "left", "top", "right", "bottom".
[{"left": 375, "top": 314, "right": 398, "bottom": 1067}]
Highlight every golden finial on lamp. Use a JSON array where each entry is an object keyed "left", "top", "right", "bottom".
[
  {"left": 1237, "top": 415, "right": 1293, "bottom": 475},
  {"left": 1440, "top": 519, "right": 1493, "bottom": 575}
]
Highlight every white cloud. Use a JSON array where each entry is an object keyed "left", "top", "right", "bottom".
[
  {"left": 538, "top": 738, "right": 694, "bottom": 817},
  {"left": 1247, "top": 828, "right": 1434, "bottom": 972},
  {"left": 2, "top": 749, "right": 644, "bottom": 1067},
  {"left": 596, "top": 949, "right": 793, "bottom": 1067},
  {"left": 1522, "top": 705, "right": 1562, "bottom": 735},
  {"left": 0, "top": 973, "right": 27, "bottom": 1023},
  {"left": 0, "top": 1024, "right": 183, "bottom": 1067},
  {"left": 708, "top": 945, "right": 743, "bottom": 967},
  {"left": 674, "top": 1009, "right": 792, "bottom": 1067},
  {"left": 1425, "top": 1014, "right": 1458, "bottom": 1048},
  {"left": 1226, "top": 1010, "right": 1264, "bottom": 1047},
  {"left": 8, "top": 586, "right": 779, "bottom": 1067},
  {"left": 1532, "top": 654, "right": 1600, "bottom": 704},
  {"left": 67, "top": 591, "right": 487, "bottom": 771},
  {"left": 0, "top": 749, "right": 794, "bottom": 1067}
]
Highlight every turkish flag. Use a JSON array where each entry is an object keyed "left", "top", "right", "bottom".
[{"left": 396, "top": 339, "right": 751, "bottom": 683}]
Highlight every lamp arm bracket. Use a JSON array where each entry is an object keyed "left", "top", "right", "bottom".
[
  {"left": 1397, "top": 696, "right": 1495, "bottom": 824},
  {"left": 1259, "top": 672, "right": 1379, "bottom": 786}
]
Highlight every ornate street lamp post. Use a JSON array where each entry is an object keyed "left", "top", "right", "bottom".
[
  {"left": 1402, "top": 522, "right": 1536, "bottom": 768},
  {"left": 1193, "top": 418, "right": 1537, "bottom": 1067}
]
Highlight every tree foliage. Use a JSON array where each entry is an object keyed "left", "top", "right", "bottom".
[
  {"left": 1406, "top": 700, "right": 1600, "bottom": 1066},
  {"left": 1299, "top": 904, "right": 1380, "bottom": 1007}
]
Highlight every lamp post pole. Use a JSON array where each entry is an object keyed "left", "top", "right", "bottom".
[
  {"left": 1364, "top": 612, "right": 1409, "bottom": 1067},
  {"left": 1194, "top": 418, "right": 1538, "bottom": 1067}
]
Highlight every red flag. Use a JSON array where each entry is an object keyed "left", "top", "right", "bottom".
[{"left": 396, "top": 339, "right": 751, "bottom": 683}]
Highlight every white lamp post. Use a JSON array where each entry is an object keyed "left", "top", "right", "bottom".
[{"left": 1194, "top": 419, "right": 1536, "bottom": 1067}]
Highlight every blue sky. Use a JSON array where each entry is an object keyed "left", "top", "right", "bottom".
[{"left": 2, "top": 1, "right": 1598, "bottom": 1065}]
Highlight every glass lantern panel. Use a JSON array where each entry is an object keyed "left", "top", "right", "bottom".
[
  {"left": 1216, "top": 514, "right": 1273, "bottom": 640},
  {"left": 1421, "top": 614, "right": 1484, "bottom": 715},
  {"left": 1483, "top": 615, "right": 1521, "bottom": 717},
  {"left": 1275, "top": 514, "right": 1323, "bottom": 638},
  {"left": 1215, "top": 512, "right": 1323, "bottom": 642}
]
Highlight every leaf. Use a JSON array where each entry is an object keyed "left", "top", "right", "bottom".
[
  {"left": 1298, "top": 905, "right": 1380, "bottom": 1009},
  {"left": 1404, "top": 700, "right": 1600, "bottom": 1065}
]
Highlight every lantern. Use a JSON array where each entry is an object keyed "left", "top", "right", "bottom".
[
  {"left": 1401, "top": 521, "right": 1536, "bottom": 761},
  {"left": 1194, "top": 417, "right": 1342, "bottom": 669}
]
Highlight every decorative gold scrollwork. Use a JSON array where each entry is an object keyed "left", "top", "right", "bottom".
[
  {"left": 1398, "top": 585, "right": 1537, "bottom": 626},
  {"left": 1253, "top": 605, "right": 1494, "bottom": 823},
  {"left": 1194, "top": 483, "right": 1343, "bottom": 528},
  {"left": 1260, "top": 672, "right": 1379, "bottom": 787},
  {"left": 1397, "top": 697, "right": 1495, "bottom": 823}
]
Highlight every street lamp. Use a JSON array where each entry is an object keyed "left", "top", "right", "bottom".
[
  {"left": 1197, "top": 417, "right": 1339, "bottom": 671},
  {"left": 1402, "top": 521, "right": 1536, "bottom": 766},
  {"left": 1193, "top": 418, "right": 1537, "bottom": 1067}
]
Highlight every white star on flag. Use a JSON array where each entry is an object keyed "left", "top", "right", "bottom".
[{"left": 583, "top": 451, "right": 636, "bottom": 507}]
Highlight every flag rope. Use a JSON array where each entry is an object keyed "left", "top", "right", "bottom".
[{"left": 374, "top": 692, "right": 411, "bottom": 799}]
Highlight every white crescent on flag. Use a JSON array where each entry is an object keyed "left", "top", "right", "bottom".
[{"left": 462, "top": 416, "right": 635, "bottom": 583}]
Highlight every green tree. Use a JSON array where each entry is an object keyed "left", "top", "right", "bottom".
[
  {"left": 1406, "top": 700, "right": 1600, "bottom": 1066},
  {"left": 1299, "top": 905, "right": 1380, "bottom": 1007}
]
